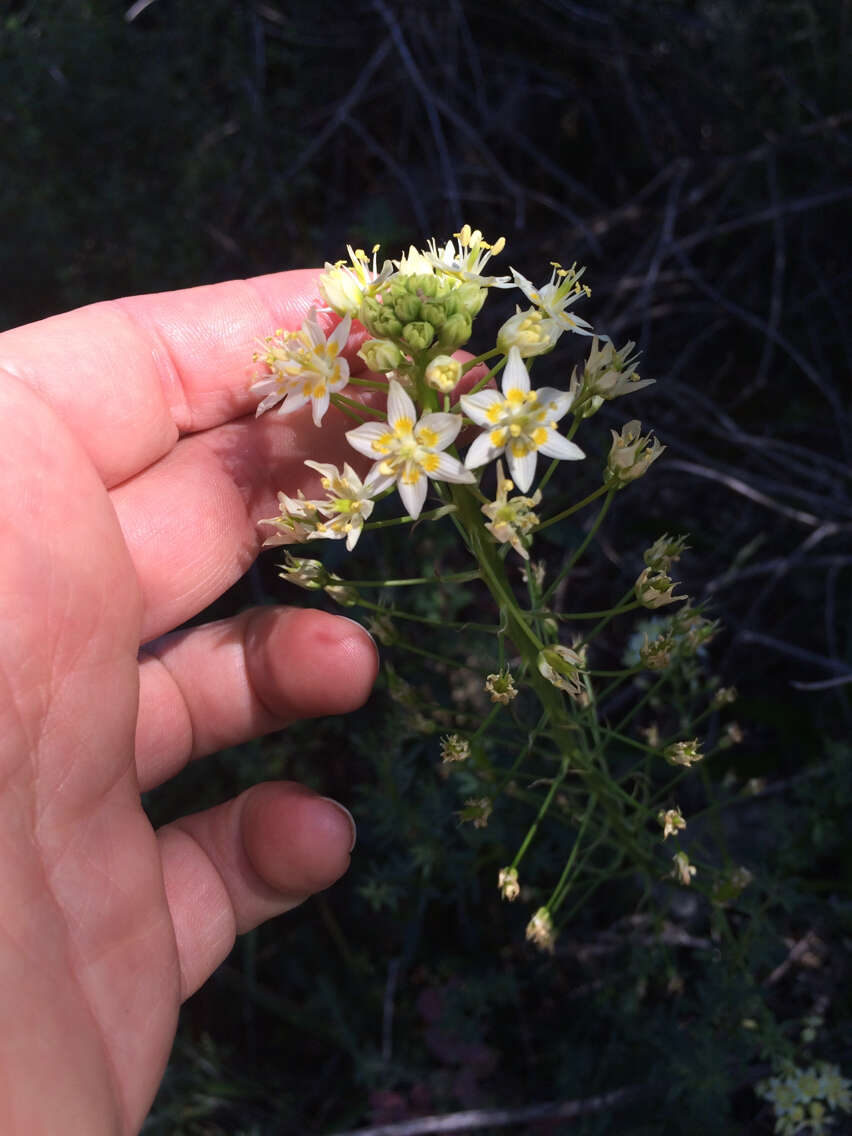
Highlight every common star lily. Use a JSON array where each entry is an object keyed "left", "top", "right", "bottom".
[
  {"left": 251, "top": 308, "right": 351, "bottom": 427},
  {"left": 460, "top": 347, "right": 584, "bottom": 492},
  {"left": 345, "top": 380, "right": 474, "bottom": 519}
]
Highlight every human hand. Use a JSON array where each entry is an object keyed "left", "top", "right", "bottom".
[{"left": 0, "top": 271, "right": 378, "bottom": 1134}]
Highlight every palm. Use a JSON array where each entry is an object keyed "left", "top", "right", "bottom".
[{"left": 0, "top": 273, "right": 377, "bottom": 1133}]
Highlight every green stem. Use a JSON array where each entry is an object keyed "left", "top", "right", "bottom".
[
  {"left": 511, "top": 757, "right": 571, "bottom": 872},
  {"left": 536, "top": 484, "right": 609, "bottom": 532},
  {"left": 547, "top": 793, "right": 597, "bottom": 915}
]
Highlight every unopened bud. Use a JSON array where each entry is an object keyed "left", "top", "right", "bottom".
[
  {"left": 402, "top": 321, "right": 435, "bottom": 352},
  {"left": 439, "top": 311, "right": 472, "bottom": 350},
  {"left": 425, "top": 354, "right": 463, "bottom": 393},
  {"left": 497, "top": 307, "right": 561, "bottom": 358},
  {"left": 358, "top": 337, "right": 403, "bottom": 373}
]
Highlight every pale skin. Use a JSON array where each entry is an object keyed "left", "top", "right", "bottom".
[{"left": 0, "top": 270, "right": 381, "bottom": 1135}]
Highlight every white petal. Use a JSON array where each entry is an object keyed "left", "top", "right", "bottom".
[
  {"left": 459, "top": 390, "right": 501, "bottom": 427},
  {"left": 538, "top": 432, "right": 585, "bottom": 461},
  {"left": 502, "top": 346, "right": 530, "bottom": 395},
  {"left": 328, "top": 314, "right": 352, "bottom": 352},
  {"left": 364, "top": 466, "right": 395, "bottom": 495},
  {"left": 464, "top": 431, "right": 502, "bottom": 470},
  {"left": 510, "top": 267, "right": 536, "bottom": 303},
  {"left": 431, "top": 453, "right": 477, "bottom": 484},
  {"left": 398, "top": 473, "right": 428, "bottom": 519},
  {"left": 346, "top": 421, "right": 389, "bottom": 458},
  {"left": 303, "top": 308, "right": 324, "bottom": 347},
  {"left": 536, "top": 388, "right": 574, "bottom": 421},
  {"left": 418, "top": 411, "right": 462, "bottom": 448},
  {"left": 387, "top": 379, "right": 416, "bottom": 427},
  {"left": 312, "top": 391, "right": 330, "bottom": 426},
  {"left": 277, "top": 391, "right": 308, "bottom": 416},
  {"left": 255, "top": 390, "right": 283, "bottom": 416},
  {"left": 304, "top": 460, "right": 340, "bottom": 481},
  {"left": 345, "top": 517, "right": 364, "bottom": 551},
  {"left": 507, "top": 448, "right": 537, "bottom": 492}
]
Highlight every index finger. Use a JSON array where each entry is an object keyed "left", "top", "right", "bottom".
[{"left": 0, "top": 270, "right": 356, "bottom": 488}]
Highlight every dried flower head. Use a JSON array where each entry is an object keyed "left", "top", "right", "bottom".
[
  {"left": 460, "top": 797, "right": 493, "bottom": 828},
  {"left": 440, "top": 734, "right": 471, "bottom": 764},
  {"left": 485, "top": 668, "right": 518, "bottom": 704},
  {"left": 498, "top": 867, "right": 521, "bottom": 901},
  {"left": 658, "top": 807, "right": 687, "bottom": 839},
  {"left": 604, "top": 420, "right": 665, "bottom": 488},
  {"left": 664, "top": 739, "right": 703, "bottom": 767},
  {"left": 671, "top": 851, "right": 697, "bottom": 886},
  {"left": 525, "top": 906, "right": 556, "bottom": 953}
]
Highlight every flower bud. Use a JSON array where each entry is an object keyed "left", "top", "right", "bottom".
[
  {"left": 455, "top": 282, "right": 486, "bottom": 317},
  {"left": 425, "top": 354, "right": 463, "bottom": 393},
  {"left": 421, "top": 302, "right": 447, "bottom": 330},
  {"left": 393, "top": 292, "right": 422, "bottom": 323},
  {"left": 358, "top": 337, "right": 403, "bottom": 373},
  {"left": 361, "top": 299, "right": 403, "bottom": 340},
  {"left": 497, "top": 307, "right": 561, "bottom": 358},
  {"left": 438, "top": 311, "right": 472, "bottom": 350},
  {"left": 402, "top": 320, "right": 435, "bottom": 352}
]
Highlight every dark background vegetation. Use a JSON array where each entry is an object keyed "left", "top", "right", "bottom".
[{"left": 2, "top": 1, "right": 851, "bottom": 1132}]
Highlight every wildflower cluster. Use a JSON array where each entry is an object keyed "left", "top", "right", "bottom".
[
  {"left": 251, "top": 226, "right": 723, "bottom": 953},
  {"left": 757, "top": 1062, "right": 851, "bottom": 1135}
]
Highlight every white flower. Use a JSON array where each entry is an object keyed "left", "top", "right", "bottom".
[
  {"left": 259, "top": 461, "right": 385, "bottom": 552},
  {"left": 251, "top": 308, "right": 351, "bottom": 427},
  {"left": 481, "top": 461, "right": 541, "bottom": 560},
  {"left": 345, "top": 380, "right": 475, "bottom": 519},
  {"left": 511, "top": 261, "right": 594, "bottom": 335},
  {"left": 318, "top": 245, "right": 393, "bottom": 317},
  {"left": 460, "top": 347, "right": 584, "bottom": 492},
  {"left": 304, "top": 460, "right": 385, "bottom": 550},
  {"left": 424, "top": 224, "right": 513, "bottom": 288}
]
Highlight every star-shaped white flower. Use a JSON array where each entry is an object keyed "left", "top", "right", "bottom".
[
  {"left": 259, "top": 460, "right": 386, "bottom": 552},
  {"left": 424, "top": 224, "right": 513, "bottom": 289},
  {"left": 346, "top": 380, "right": 475, "bottom": 519},
  {"left": 510, "top": 262, "right": 594, "bottom": 335},
  {"left": 251, "top": 308, "right": 351, "bottom": 427},
  {"left": 460, "top": 347, "right": 584, "bottom": 491}
]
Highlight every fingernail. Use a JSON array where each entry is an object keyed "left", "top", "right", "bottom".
[{"left": 319, "top": 796, "right": 357, "bottom": 852}]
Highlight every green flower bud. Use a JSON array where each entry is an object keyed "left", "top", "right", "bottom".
[
  {"left": 358, "top": 337, "right": 403, "bottom": 373},
  {"left": 393, "top": 293, "right": 422, "bottom": 323},
  {"left": 413, "top": 273, "right": 439, "bottom": 298},
  {"left": 421, "top": 302, "right": 446, "bottom": 330},
  {"left": 455, "top": 282, "right": 487, "bottom": 317},
  {"left": 362, "top": 302, "right": 403, "bottom": 339},
  {"left": 402, "top": 321, "right": 435, "bottom": 351},
  {"left": 438, "top": 311, "right": 472, "bottom": 349}
]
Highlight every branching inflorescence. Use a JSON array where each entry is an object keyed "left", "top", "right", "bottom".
[{"left": 251, "top": 227, "right": 744, "bottom": 951}]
